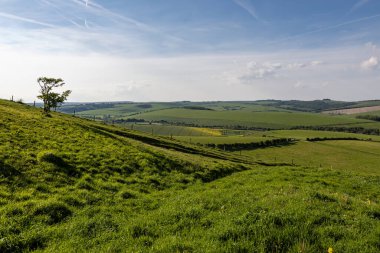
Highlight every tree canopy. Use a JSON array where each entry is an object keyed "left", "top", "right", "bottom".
[{"left": 37, "top": 77, "right": 71, "bottom": 114}]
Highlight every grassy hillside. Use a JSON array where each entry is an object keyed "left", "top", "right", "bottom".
[{"left": 1, "top": 99, "right": 379, "bottom": 252}]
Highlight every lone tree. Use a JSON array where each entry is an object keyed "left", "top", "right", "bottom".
[{"left": 37, "top": 77, "right": 71, "bottom": 114}]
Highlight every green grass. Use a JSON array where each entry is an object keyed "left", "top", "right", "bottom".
[
  {"left": 174, "top": 135, "right": 274, "bottom": 145},
  {"left": 64, "top": 102, "right": 177, "bottom": 117},
  {"left": 175, "top": 129, "right": 380, "bottom": 145},
  {"left": 122, "top": 124, "right": 222, "bottom": 136},
  {"left": 329, "top": 122, "right": 380, "bottom": 130},
  {"left": 127, "top": 108, "right": 369, "bottom": 129},
  {"left": 237, "top": 140, "right": 380, "bottom": 175},
  {"left": 3, "top": 166, "right": 378, "bottom": 252},
  {"left": 269, "top": 129, "right": 380, "bottom": 141},
  {"left": 351, "top": 100, "right": 380, "bottom": 108},
  {"left": 1, "top": 99, "right": 379, "bottom": 252},
  {"left": 356, "top": 111, "right": 380, "bottom": 117}
]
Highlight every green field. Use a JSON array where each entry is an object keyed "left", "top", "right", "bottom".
[
  {"left": 127, "top": 108, "right": 369, "bottom": 129},
  {"left": 60, "top": 101, "right": 380, "bottom": 131},
  {"left": 61, "top": 99, "right": 380, "bottom": 116},
  {"left": 237, "top": 140, "right": 380, "bottom": 175},
  {"left": 329, "top": 122, "right": 380, "bottom": 130},
  {"left": 123, "top": 123, "right": 222, "bottom": 136},
  {"left": 1, "top": 99, "right": 380, "bottom": 252},
  {"left": 175, "top": 135, "right": 273, "bottom": 145},
  {"left": 356, "top": 111, "right": 380, "bottom": 117},
  {"left": 62, "top": 102, "right": 177, "bottom": 117},
  {"left": 269, "top": 129, "right": 380, "bottom": 141}
]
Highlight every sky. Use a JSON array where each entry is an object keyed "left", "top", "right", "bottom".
[{"left": 0, "top": 0, "right": 380, "bottom": 102}]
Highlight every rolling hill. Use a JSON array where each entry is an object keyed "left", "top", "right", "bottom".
[
  {"left": 59, "top": 100, "right": 380, "bottom": 131},
  {"left": 1, "top": 99, "right": 379, "bottom": 252}
]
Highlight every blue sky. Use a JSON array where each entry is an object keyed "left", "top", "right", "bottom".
[{"left": 0, "top": 0, "right": 379, "bottom": 101}]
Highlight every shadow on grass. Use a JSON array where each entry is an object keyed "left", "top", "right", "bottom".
[
  {"left": 38, "top": 151, "right": 78, "bottom": 176},
  {"left": 0, "top": 160, "right": 20, "bottom": 178}
]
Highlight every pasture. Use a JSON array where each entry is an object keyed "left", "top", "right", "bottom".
[
  {"left": 174, "top": 135, "right": 274, "bottom": 145},
  {"left": 123, "top": 123, "right": 222, "bottom": 136},
  {"left": 237, "top": 140, "right": 380, "bottom": 175},
  {"left": 128, "top": 108, "right": 369, "bottom": 129},
  {"left": 269, "top": 129, "right": 380, "bottom": 141}
]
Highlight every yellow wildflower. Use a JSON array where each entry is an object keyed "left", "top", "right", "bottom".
[{"left": 328, "top": 247, "right": 333, "bottom": 253}]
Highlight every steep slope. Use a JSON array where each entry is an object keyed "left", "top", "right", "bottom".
[{"left": 0, "top": 100, "right": 247, "bottom": 252}]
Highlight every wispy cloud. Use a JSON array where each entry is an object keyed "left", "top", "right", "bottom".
[
  {"left": 271, "top": 13, "right": 380, "bottom": 44},
  {"left": 70, "top": 0, "right": 152, "bottom": 30},
  {"left": 1, "top": 0, "right": 380, "bottom": 102},
  {"left": 348, "top": 0, "right": 372, "bottom": 15},
  {"left": 0, "top": 0, "right": 188, "bottom": 56},
  {"left": 0, "top": 11, "right": 55, "bottom": 28},
  {"left": 233, "top": 0, "right": 261, "bottom": 22},
  {"left": 69, "top": 0, "right": 186, "bottom": 43}
]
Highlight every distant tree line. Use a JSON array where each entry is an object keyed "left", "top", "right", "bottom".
[
  {"left": 113, "top": 118, "right": 146, "bottom": 123},
  {"left": 356, "top": 115, "right": 380, "bottom": 122},
  {"left": 271, "top": 99, "right": 357, "bottom": 112},
  {"left": 205, "top": 138, "right": 296, "bottom": 151},
  {"left": 183, "top": 106, "right": 214, "bottom": 111},
  {"left": 292, "top": 126, "right": 380, "bottom": 136},
  {"left": 135, "top": 104, "right": 153, "bottom": 109},
  {"left": 59, "top": 103, "right": 116, "bottom": 114},
  {"left": 306, "top": 137, "right": 364, "bottom": 142}
]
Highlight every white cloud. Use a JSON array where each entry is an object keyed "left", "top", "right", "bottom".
[
  {"left": 239, "top": 60, "right": 323, "bottom": 82},
  {"left": 361, "top": 56, "right": 379, "bottom": 70},
  {"left": 0, "top": 45, "right": 379, "bottom": 102},
  {"left": 239, "top": 62, "right": 283, "bottom": 81}
]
